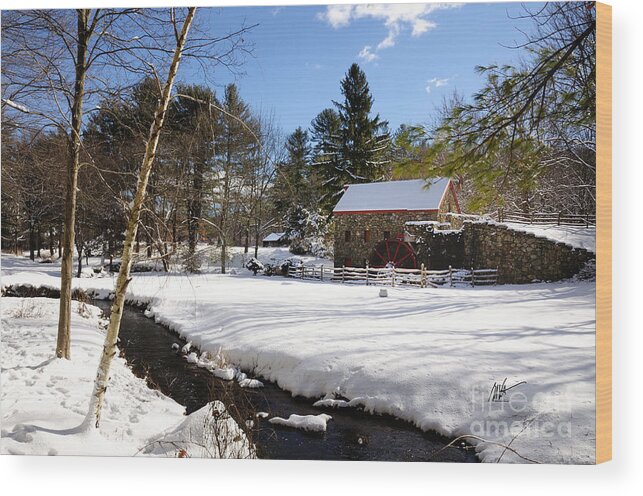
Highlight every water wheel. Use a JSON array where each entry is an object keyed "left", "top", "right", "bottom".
[{"left": 369, "top": 240, "right": 418, "bottom": 269}]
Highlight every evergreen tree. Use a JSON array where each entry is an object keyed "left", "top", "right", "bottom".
[
  {"left": 334, "top": 63, "right": 390, "bottom": 182},
  {"left": 170, "top": 84, "right": 220, "bottom": 272},
  {"left": 312, "top": 64, "right": 390, "bottom": 215},
  {"left": 273, "top": 127, "right": 313, "bottom": 215},
  {"left": 311, "top": 108, "right": 342, "bottom": 215}
]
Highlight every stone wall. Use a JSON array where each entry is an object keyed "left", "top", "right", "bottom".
[
  {"left": 462, "top": 222, "right": 593, "bottom": 284},
  {"left": 407, "top": 221, "right": 594, "bottom": 284},
  {"left": 333, "top": 211, "right": 438, "bottom": 267},
  {"left": 409, "top": 227, "right": 465, "bottom": 270}
]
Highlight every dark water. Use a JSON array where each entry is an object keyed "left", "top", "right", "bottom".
[{"left": 95, "top": 300, "right": 477, "bottom": 463}]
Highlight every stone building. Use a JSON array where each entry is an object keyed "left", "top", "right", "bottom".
[{"left": 332, "top": 178, "right": 461, "bottom": 268}]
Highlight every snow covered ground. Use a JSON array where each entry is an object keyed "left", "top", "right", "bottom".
[
  {"left": 502, "top": 222, "right": 596, "bottom": 252},
  {"left": 0, "top": 296, "right": 251, "bottom": 458},
  {"left": 1, "top": 253, "right": 596, "bottom": 463}
]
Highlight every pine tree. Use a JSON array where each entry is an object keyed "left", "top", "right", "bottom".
[
  {"left": 311, "top": 108, "right": 342, "bottom": 215},
  {"left": 334, "top": 63, "right": 390, "bottom": 182},
  {"left": 312, "top": 64, "right": 390, "bottom": 215},
  {"left": 273, "top": 127, "right": 313, "bottom": 215},
  {"left": 171, "top": 84, "right": 220, "bottom": 272}
]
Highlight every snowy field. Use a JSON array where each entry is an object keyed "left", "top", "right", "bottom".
[
  {"left": 1, "top": 253, "right": 596, "bottom": 463},
  {"left": 0, "top": 295, "right": 251, "bottom": 458}
]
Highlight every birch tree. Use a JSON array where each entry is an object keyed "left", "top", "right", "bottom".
[
  {"left": 2, "top": 8, "right": 143, "bottom": 359},
  {"left": 85, "top": 7, "right": 196, "bottom": 429}
]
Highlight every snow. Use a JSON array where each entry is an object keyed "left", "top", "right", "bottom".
[
  {"left": 0, "top": 297, "right": 184, "bottom": 456},
  {"left": 502, "top": 222, "right": 596, "bottom": 252},
  {"left": 2, "top": 254, "right": 596, "bottom": 463},
  {"left": 212, "top": 367, "right": 236, "bottom": 380},
  {"left": 141, "top": 402, "right": 254, "bottom": 459},
  {"left": 0, "top": 296, "right": 253, "bottom": 458},
  {"left": 262, "top": 232, "right": 286, "bottom": 242},
  {"left": 333, "top": 178, "right": 451, "bottom": 213},
  {"left": 269, "top": 413, "right": 332, "bottom": 432},
  {"left": 405, "top": 220, "right": 448, "bottom": 226},
  {"left": 239, "top": 378, "right": 264, "bottom": 388},
  {"left": 313, "top": 398, "right": 350, "bottom": 408},
  {"left": 2, "top": 98, "right": 30, "bottom": 113}
]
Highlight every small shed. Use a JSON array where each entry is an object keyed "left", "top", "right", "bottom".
[{"left": 262, "top": 232, "right": 288, "bottom": 248}]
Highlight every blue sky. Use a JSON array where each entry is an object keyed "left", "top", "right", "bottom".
[{"left": 181, "top": 3, "right": 542, "bottom": 136}]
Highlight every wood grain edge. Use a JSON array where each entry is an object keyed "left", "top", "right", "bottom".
[{"left": 595, "top": 1, "right": 612, "bottom": 464}]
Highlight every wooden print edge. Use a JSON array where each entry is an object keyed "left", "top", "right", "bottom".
[{"left": 595, "top": 1, "right": 612, "bottom": 464}]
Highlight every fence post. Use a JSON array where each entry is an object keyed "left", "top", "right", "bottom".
[
  {"left": 320, "top": 265, "right": 324, "bottom": 282},
  {"left": 471, "top": 266, "right": 475, "bottom": 287},
  {"left": 342, "top": 265, "right": 345, "bottom": 283},
  {"left": 420, "top": 263, "right": 426, "bottom": 288},
  {"left": 366, "top": 261, "right": 370, "bottom": 286},
  {"left": 391, "top": 269, "right": 396, "bottom": 287},
  {"left": 558, "top": 211, "right": 561, "bottom": 226},
  {"left": 449, "top": 265, "right": 453, "bottom": 287}
]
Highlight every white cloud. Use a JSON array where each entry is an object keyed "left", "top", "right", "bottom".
[
  {"left": 316, "top": 4, "right": 354, "bottom": 28},
  {"left": 425, "top": 77, "right": 450, "bottom": 93},
  {"left": 358, "top": 45, "right": 379, "bottom": 63},
  {"left": 319, "top": 3, "right": 460, "bottom": 59}
]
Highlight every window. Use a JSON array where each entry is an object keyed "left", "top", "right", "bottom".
[
  {"left": 344, "top": 230, "right": 351, "bottom": 242},
  {"left": 364, "top": 229, "right": 371, "bottom": 242},
  {"left": 383, "top": 230, "right": 390, "bottom": 240}
]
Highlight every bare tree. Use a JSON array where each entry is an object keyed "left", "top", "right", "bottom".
[
  {"left": 2, "top": 8, "right": 145, "bottom": 358},
  {"left": 85, "top": 7, "right": 197, "bottom": 429}
]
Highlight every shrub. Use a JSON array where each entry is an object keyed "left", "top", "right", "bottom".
[{"left": 245, "top": 257, "right": 264, "bottom": 276}]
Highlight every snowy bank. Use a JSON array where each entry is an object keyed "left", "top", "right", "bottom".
[
  {"left": 142, "top": 401, "right": 254, "bottom": 458},
  {"left": 2, "top": 255, "right": 596, "bottom": 463},
  {"left": 0, "top": 297, "right": 251, "bottom": 458}
]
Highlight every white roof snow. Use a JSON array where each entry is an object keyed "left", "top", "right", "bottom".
[
  {"left": 263, "top": 232, "right": 286, "bottom": 242},
  {"left": 332, "top": 178, "right": 451, "bottom": 213}
]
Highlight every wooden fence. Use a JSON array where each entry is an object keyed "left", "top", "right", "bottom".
[
  {"left": 287, "top": 264, "right": 498, "bottom": 288},
  {"left": 497, "top": 209, "right": 595, "bottom": 227}
]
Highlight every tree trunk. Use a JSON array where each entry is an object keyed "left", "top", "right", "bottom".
[
  {"left": 254, "top": 224, "right": 260, "bottom": 259},
  {"left": 84, "top": 8, "right": 196, "bottom": 429},
  {"left": 56, "top": 10, "right": 90, "bottom": 360},
  {"left": 28, "top": 221, "right": 35, "bottom": 261},
  {"left": 101, "top": 241, "right": 106, "bottom": 266},
  {"left": 14, "top": 225, "right": 19, "bottom": 256},
  {"left": 220, "top": 236, "right": 227, "bottom": 274},
  {"left": 36, "top": 224, "right": 41, "bottom": 258},
  {"left": 49, "top": 227, "right": 55, "bottom": 258},
  {"left": 76, "top": 244, "right": 83, "bottom": 278}
]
